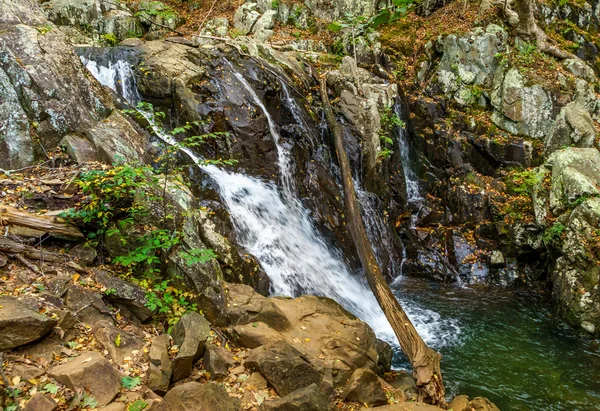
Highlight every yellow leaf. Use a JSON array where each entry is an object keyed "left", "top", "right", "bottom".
[
  {"left": 72, "top": 273, "right": 80, "bottom": 282},
  {"left": 12, "top": 376, "right": 20, "bottom": 385},
  {"left": 304, "top": 338, "right": 311, "bottom": 342}
]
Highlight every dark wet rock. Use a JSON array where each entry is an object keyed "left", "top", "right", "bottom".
[
  {"left": 49, "top": 351, "right": 121, "bottom": 406},
  {"left": 171, "top": 311, "right": 211, "bottom": 382},
  {"left": 259, "top": 383, "right": 329, "bottom": 411},
  {"left": 225, "top": 283, "right": 291, "bottom": 331},
  {"left": 342, "top": 368, "right": 390, "bottom": 407},
  {"left": 93, "top": 320, "right": 145, "bottom": 364},
  {"left": 203, "top": 343, "right": 235, "bottom": 380},
  {"left": 0, "top": 296, "right": 57, "bottom": 351},
  {"left": 375, "top": 339, "right": 392, "bottom": 376},
  {"left": 245, "top": 340, "right": 322, "bottom": 396},
  {"left": 163, "top": 382, "right": 240, "bottom": 411},
  {"left": 23, "top": 393, "right": 57, "bottom": 411},
  {"left": 93, "top": 269, "right": 152, "bottom": 322},
  {"left": 149, "top": 334, "right": 172, "bottom": 394}
]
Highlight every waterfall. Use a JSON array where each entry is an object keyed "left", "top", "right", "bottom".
[
  {"left": 79, "top": 52, "right": 461, "bottom": 349},
  {"left": 393, "top": 102, "right": 422, "bottom": 203}
]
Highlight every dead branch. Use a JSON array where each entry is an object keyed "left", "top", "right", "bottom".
[{"left": 0, "top": 206, "right": 83, "bottom": 239}]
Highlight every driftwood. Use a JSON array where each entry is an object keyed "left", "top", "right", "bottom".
[
  {"left": 0, "top": 237, "right": 68, "bottom": 263},
  {"left": 319, "top": 76, "right": 446, "bottom": 406},
  {"left": 0, "top": 206, "right": 83, "bottom": 239}
]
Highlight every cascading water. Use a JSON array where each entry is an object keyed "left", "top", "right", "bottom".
[
  {"left": 394, "top": 102, "right": 422, "bottom": 204},
  {"left": 78, "top": 51, "right": 460, "bottom": 349}
]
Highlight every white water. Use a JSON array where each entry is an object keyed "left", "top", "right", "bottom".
[
  {"left": 79, "top": 54, "right": 461, "bottom": 349},
  {"left": 394, "top": 103, "right": 422, "bottom": 203}
]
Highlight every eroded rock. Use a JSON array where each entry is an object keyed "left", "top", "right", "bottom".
[
  {"left": 149, "top": 334, "right": 172, "bottom": 394},
  {"left": 171, "top": 311, "right": 211, "bottom": 382},
  {"left": 342, "top": 368, "right": 390, "bottom": 407},
  {"left": 163, "top": 382, "right": 240, "bottom": 411},
  {"left": 0, "top": 297, "right": 57, "bottom": 351}
]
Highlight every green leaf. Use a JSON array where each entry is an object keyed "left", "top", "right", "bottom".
[
  {"left": 128, "top": 400, "right": 149, "bottom": 411},
  {"left": 115, "top": 334, "right": 121, "bottom": 347},
  {"left": 121, "top": 376, "right": 142, "bottom": 390},
  {"left": 42, "top": 383, "right": 59, "bottom": 394},
  {"left": 82, "top": 393, "right": 98, "bottom": 409},
  {"left": 327, "top": 21, "right": 344, "bottom": 32}
]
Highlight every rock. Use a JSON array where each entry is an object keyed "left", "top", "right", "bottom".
[
  {"left": 60, "top": 135, "right": 101, "bottom": 164},
  {"left": 69, "top": 243, "right": 98, "bottom": 266},
  {"left": 365, "top": 403, "right": 444, "bottom": 410},
  {"left": 563, "top": 58, "right": 597, "bottom": 83},
  {"left": 225, "top": 283, "right": 291, "bottom": 331},
  {"left": 448, "top": 395, "right": 501, "bottom": 411},
  {"left": 342, "top": 368, "right": 389, "bottom": 407},
  {"left": 552, "top": 197, "right": 600, "bottom": 334},
  {"left": 149, "top": 334, "right": 172, "bottom": 394},
  {"left": 253, "top": 10, "right": 277, "bottom": 33},
  {"left": 545, "top": 102, "right": 596, "bottom": 155},
  {"left": 0, "top": 297, "right": 57, "bottom": 351},
  {"left": 245, "top": 340, "right": 322, "bottom": 396},
  {"left": 233, "top": 3, "right": 261, "bottom": 35},
  {"left": 64, "top": 285, "right": 113, "bottom": 325},
  {"left": 97, "top": 404, "right": 127, "bottom": 411},
  {"left": 489, "top": 250, "right": 505, "bottom": 268},
  {"left": 145, "top": 399, "right": 172, "bottom": 411},
  {"left": 23, "top": 393, "right": 57, "bottom": 411},
  {"left": 491, "top": 68, "right": 553, "bottom": 139},
  {"left": 94, "top": 320, "right": 145, "bottom": 364},
  {"left": 448, "top": 395, "right": 470, "bottom": 411},
  {"left": 85, "top": 110, "right": 148, "bottom": 164},
  {"left": 93, "top": 269, "right": 152, "bottom": 322},
  {"left": 49, "top": 351, "right": 121, "bottom": 406},
  {"left": 259, "top": 383, "right": 329, "bottom": 411},
  {"left": 245, "top": 372, "right": 268, "bottom": 390},
  {"left": 163, "top": 382, "right": 240, "bottom": 411},
  {"left": 436, "top": 25, "right": 507, "bottom": 99},
  {"left": 546, "top": 148, "right": 600, "bottom": 215},
  {"left": 11, "top": 363, "right": 45, "bottom": 381},
  {"left": 387, "top": 371, "right": 419, "bottom": 401},
  {"left": 171, "top": 311, "right": 211, "bottom": 382},
  {"left": 203, "top": 343, "right": 235, "bottom": 380},
  {"left": 376, "top": 339, "right": 392, "bottom": 376},
  {"left": 233, "top": 321, "right": 283, "bottom": 348}
]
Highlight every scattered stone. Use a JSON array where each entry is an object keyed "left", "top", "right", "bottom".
[
  {"left": 44, "top": 275, "right": 71, "bottom": 297},
  {"left": 11, "top": 363, "right": 45, "bottom": 381},
  {"left": 342, "top": 368, "right": 389, "bottom": 407},
  {"left": 0, "top": 297, "right": 57, "bottom": 351},
  {"left": 203, "top": 343, "right": 235, "bottom": 380},
  {"left": 94, "top": 320, "right": 145, "bottom": 364},
  {"left": 233, "top": 3, "right": 261, "bottom": 35},
  {"left": 259, "top": 383, "right": 329, "bottom": 411},
  {"left": 376, "top": 339, "right": 392, "bottom": 375},
  {"left": 23, "top": 393, "right": 57, "bottom": 411},
  {"left": 69, "top": 243, "right": 98, "bottom": 266},
  {"left": 93, "top": 269, "right": 152, "bottom": 322},
  {"left": 64, "top": 286, "right": 113, "bottom": 325},
  {"left": 149, "top": 334, "right": 172, "bottom": 394},
  {"left": 171, "top": 312, "right": 211, "bottom": 382},
  {"left": 163, "top": 382, "right": 240, "bottom": 411},
  {"left": 245, "top": 340, "right": 322, "bottom": 396},
  {"left": 49, "top": 351, "right": 121, "bottom": 406},
  {"left": 97, "top": 404, "right": 127, "bottom": 411},
  {"left": 245, "top": 372, "right": 268, "bottom": 390}
]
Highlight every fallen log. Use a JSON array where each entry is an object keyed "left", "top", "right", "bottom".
[
  {"left": 0, "top": 206, "right": 83, "bottom": 239},
  {"left": 319, "top": 76, "right": 446, "bottom": 406},
  {"left": 0, "top": 237, "right": 68, "bottom": 263}
]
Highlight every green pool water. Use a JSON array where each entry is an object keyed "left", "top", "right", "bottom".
[{"left": 391, "top": 278, "right": 600, "bottom": 411}]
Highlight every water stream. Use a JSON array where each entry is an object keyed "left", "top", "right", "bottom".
[{"left": 78, "top": 51, "right": 600, "bottom": 410}]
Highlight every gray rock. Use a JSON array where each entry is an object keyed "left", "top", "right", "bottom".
[
  {"left": 489, "top": 250, "right": 505, "bottom": 268},
  {"left": 245, "top": 340, "right": 322, "bottom": 396},
  {"left": 0, "top": 297, "right": 57, "bottom": 351},
  {"left": 563, "top": 58, "right": 597, "bottom": 83},
  {"left": 49, "top": 351, "right": 121, "bottom": 406},
  {"left": 545, "top": 102, "right": 596, "bottom": 155},
  {"left": 342, "top": 368, "right": 388, "bottom": 407},
  {"left": 23, "top": 393, "right": 57, "bottom": 411},
  {"left": 64, "top": 285, "right": 113, "bottom": 325},
  {"left": 491, "top": 68, "right": 553, "bottom": 139},
  {"left": 149, "top": 334, "right": 172, "bottom": 394},
  {"left": 93, "top": 269, "right": 152, "bottom": 322},
  {"left": 233, "top": 3, "right": 261, "bottom": 35},
  {"left": 259, "top": 383, "right": 329, "bottom": 410},
  {"left": 171, "top": 311, "right": 211, "bottom": 382},
  {"left": 69, "top": 243, "right": 97, "bottom": 266},
  {"left": 547, "top": 148, "right": 600, "bottom": 214},
  {"left": 163, "top": 382, "right": 240, "bottom": 411},
  {"left": 253, "top": 10, "right": 277, "bottom": 33},
  {"left": 203, "top": 343, "right": 235, "bottom": 380}
]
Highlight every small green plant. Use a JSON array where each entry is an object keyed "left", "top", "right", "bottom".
[
  {"left": 136, "top": 1, "right": 178, "bottom": 21},
  {"left": 543, "top": 222, "right": 567, "bottom": 248},
  {"left": 377, "top": 106, "right": 404, "bottom": 161},
  {"left": 505, "top": 169, "right": 542, "bottom": 197},
  {"left": 82, "top": 393, "right": 98, "bottom": 409},
  {"left": 101, "top": 33, "right": 118, "bottom": 46},
  {"left": 129, "top": 400, "right": 149, "bottom": 411},
  {"left": 271, "top": 0, "right": 279, "bottom": 9},
  {"left": 35, "top": 23, "right": 54, "bottom": 35},
  {"left": 122, "top": 376, "right": 142, "bottom": 390}
]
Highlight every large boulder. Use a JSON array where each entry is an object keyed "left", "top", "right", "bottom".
[
  {"left": 225, "top": 283, "right": 291, "bottom": 331},
  {"left": 545, "top": 101, "right": 597, "bottom": 155},
  {"left": 203, "top": 343, "right": 235, "bottom": 380},
  {"left": 244, "top": 340, "right": 323, "bottom": 396},
  {"left": 448, "top": 395, "right": 501, "bottom": 411},
  {"left": 163, "top": 382, "right": 240, "bottom": 411},
  {"left": 0, "top": 297, "right": 57, "bottom": 351},
  {"left": 93, "top": 269, "right": 152, "bottom": 322},
  {"left": 342, "top": 368, "right": 391, "bottom": 406},
  {"left": 93, "top": 320, "right": 145, "bottom": 364},
  {"left": 491, "top": 68, "right": 553, "bottom": 139},
  {"left": 228, "top": 285, "right": 379, "bottom": 388},
  {"left": 49, "top": 352, "right": 121, "bottom": 406}
]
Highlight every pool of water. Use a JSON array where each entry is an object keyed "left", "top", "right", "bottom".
[{"left": 391, "top": 277, "right": 600, "bottom": 411}]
